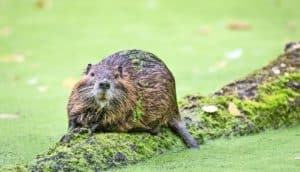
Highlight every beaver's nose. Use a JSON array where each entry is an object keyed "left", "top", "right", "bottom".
[{"left": 99, "top": 81, "right": 110, "bottom": 90}]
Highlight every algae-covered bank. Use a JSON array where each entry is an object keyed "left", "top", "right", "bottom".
[{"left": 5, "top": 43, "right": 300, "bottom": 172}]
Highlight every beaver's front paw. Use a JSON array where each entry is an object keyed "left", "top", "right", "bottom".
[
  {"left": 70, "top": 127, "right": 89, "bottom": 134},
  {"left": 60, "top": 133, "right": 73, "bottom": 143},
  {"left": 60, "top": 127, "right": 90, "bottom": 143},
  {"left": 87, "top": 123, "right": 100, "bottom": 136}
]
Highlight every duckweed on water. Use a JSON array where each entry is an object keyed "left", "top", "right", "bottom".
[{"left": 4, "top": 48, "right": 300, "bottom": 171}]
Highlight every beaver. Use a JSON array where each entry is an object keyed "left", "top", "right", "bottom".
[{"left": 65, "top": 49, "right": 198, "bottom": 148}]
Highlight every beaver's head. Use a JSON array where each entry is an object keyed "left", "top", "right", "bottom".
[{"left": 78, "top": 63, "right": 129, "bottom": 109}]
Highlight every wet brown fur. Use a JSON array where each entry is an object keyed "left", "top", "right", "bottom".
[{"left": 67, "top": 50, "right": 198, "bottom": 148}]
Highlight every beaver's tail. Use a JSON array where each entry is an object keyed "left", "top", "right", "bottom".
[{"left": 168, "top": 118, "right": 199, "bottom": 148}]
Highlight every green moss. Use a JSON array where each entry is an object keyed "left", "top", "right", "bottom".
[
  {"left": 133, "top": 99, "right": 144, "bottom": 121},
  {"left": 182, "top": 74, "right": 300, "bottom": 142},
  {"left": 127, "top": 51, "right": 145, "bottom": 71},
  {"left": 6, "top": 72, "right": 300, "bottom": 171},
  {"left": 240, "top": 74, "right": 300, "bottom": 130},
  {"left": 131, "top": 58, "right": 140, "bottom": 65},
  {"left": 25, "top": 130, "right": 185, "bottom": 171},
  {"left": 1, "top": 165, "right": 29, "bottom": 172}
]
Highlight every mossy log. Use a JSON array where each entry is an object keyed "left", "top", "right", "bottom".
[{"left": 7, "top": 43, "right": 300, "bottom": 172}]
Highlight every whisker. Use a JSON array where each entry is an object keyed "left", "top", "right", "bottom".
[{"left": 78, "top": 86, "right": 94, "bottom": 93}]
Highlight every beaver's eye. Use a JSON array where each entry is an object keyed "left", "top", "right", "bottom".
[
  {"left": 90, "top": 73, "right": 95, "bottom": 77},
  {"left": 114, "top": 73, "right": 119, "bottom": 79}
]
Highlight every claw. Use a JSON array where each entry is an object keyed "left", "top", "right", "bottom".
[
  {"left": 78, "top": 128, "right": 89, "bottom": 134},
  {"left": 69, "top": 127, "right": 88, "bottom": 134},
  {"left": 60, "top": 134, "right": 73, "bottom": 143},
  {"left": 88, "top": 129, "right": 94, "bottom": 136}
]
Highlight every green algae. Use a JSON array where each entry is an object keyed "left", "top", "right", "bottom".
[
  {"left": 24, "top": 130, "right": 184, "bottom": 172},
  {"left": 10, "top": 73, "right": 295, "bottom": 172},
  {"left": 127, "top": 50, "right": 145, "bottom": 72},
  {"left": 4, "top": 50, "right": 300, "bottom": 171},
  {"left": 181, "top": 74, "right": 300, "bottom": 142},
  {"left": 133, "top": 99, "right": 144, "bottom": 121}
]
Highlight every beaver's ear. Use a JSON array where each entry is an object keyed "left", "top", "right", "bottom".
[
  {"left": 84, "top": 64, "right": 92, "bottom": 75},
  {"left": 118, "top": 66, "right": 123, "bottom": 78}
]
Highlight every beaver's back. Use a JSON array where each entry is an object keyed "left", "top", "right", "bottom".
[
  {"left": 101, "top": 50, "right": 180, "bottom": 127},
  {"left": 101, "top": 49, "right": 171, "bottom": 78}
]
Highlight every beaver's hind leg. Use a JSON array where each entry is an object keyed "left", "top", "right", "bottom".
[{"left": 168, "top": 118, "right": 199, "bottom": 148}]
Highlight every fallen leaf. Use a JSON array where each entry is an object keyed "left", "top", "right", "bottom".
[
  {"left": 37, "top": 85, "right": 48, "bottom": 93},
  {"left": 0, "top": 54, "right": 25, "bottom": 63},
  {"left": 280, "top": 63, "right": 286, "bottom": 68},
  {"left": 26, "top": 78, "right": 39, "bottom": 85},
  {"left": 227, "top": 21, "right": 251, "bottom": 31},
  {"left": 10, "top": 75, "right": 20, "bottom": 81},
  {"left": 208, "top": 60, "right": 228, "bottom": 73},
  {"left": 225, "top": 48, "right": 243, "bottom": 60},
  {"left": 0, "top": 26, "right": 12, "bottom": 37},
  {"left": 199, "top": 25, "right": 211, "bottom": 35},
  {"left": 228, "top": 102, "right": 242, "bottom": 117},
  {"left": 271, "top": 67, "right": 281, "bottom": 75},
  {"left": 202, "top": 105, "right": 218, "bottom": 113},
  {"left": 287, "top": 21, "right": 297, "bottom": 31},
  {"left": 35, "top": 0, "right": 52, "bottom": 9},
  {"left": 62, "top": 77, "right": 78, "bottom": 89},
  {"left": 0, "top": 113, "right": 19, "bottom": 119}
]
